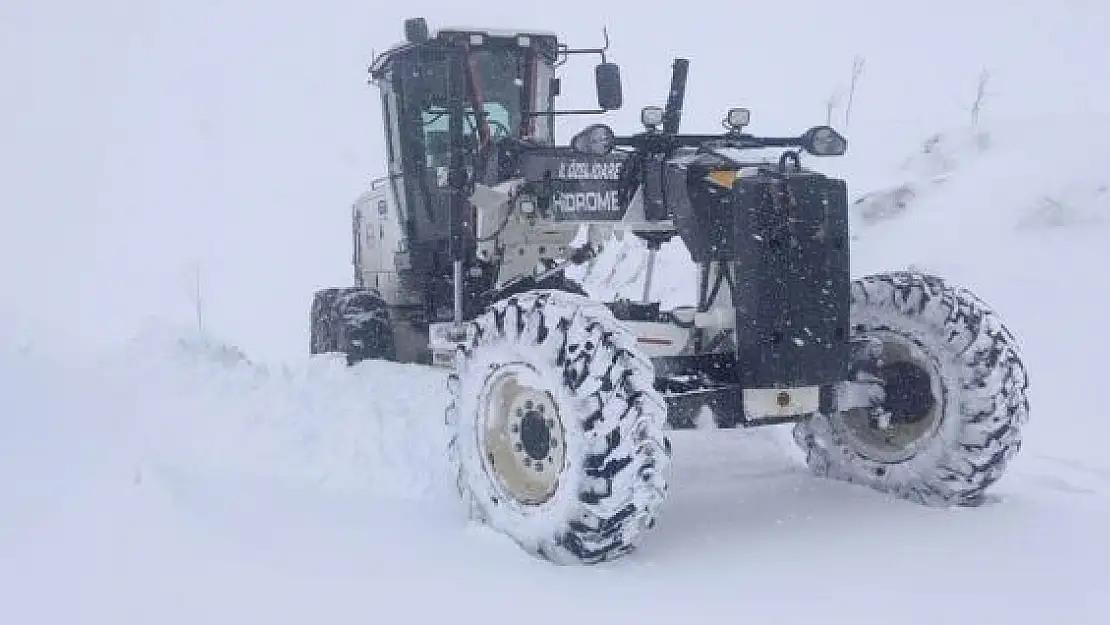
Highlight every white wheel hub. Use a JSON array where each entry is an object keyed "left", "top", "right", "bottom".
[
  {"left": 477, "top": 362, "right": 567, "bottom": 506},
  {"left": 832, "top": 329, "right": 946, "bottom": 464}
]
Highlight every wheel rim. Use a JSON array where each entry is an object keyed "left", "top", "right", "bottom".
[
  {"left": 476, "top": 362, "right": 567, "bottom": 506},
  {"left": 835, "top": 329, "right": 946, "bottom": 464}
]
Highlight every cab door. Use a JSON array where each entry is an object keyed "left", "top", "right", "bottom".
[{"left": 353, "top": 178, "right": 402, "bottom": 297}]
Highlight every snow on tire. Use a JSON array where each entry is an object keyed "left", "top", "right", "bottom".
[
  {"left": 446, "top": 289, "right": 671, "bottom": 565},
  {"left": 309, "top": 288, "right": 343, "bottom": 354},
  {"left": 334, "top": 288, "right": 395, "bottom": 364},
  {"left": 793, "top": 271, "right": 1030, "bottom": 506},
  {"left": 309, "top": 287, "right": 395, "bottom": 364}
]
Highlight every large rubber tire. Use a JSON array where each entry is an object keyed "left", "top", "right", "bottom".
[
  {"left": 309, "top": 287, "right": 396, "bottom": 365},
  {"left": 793, "top": 272, "right": 1030, "bottom": 506},
  {"left": 446, "top": 290, "right": 671, "bottom": 565},
  {"left": 310, "top": 288, "right": 343, "bottom": 354}
]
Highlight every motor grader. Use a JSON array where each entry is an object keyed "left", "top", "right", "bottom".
[{"left": 310, "top": 17, "right": 1030, "bottom": 565}]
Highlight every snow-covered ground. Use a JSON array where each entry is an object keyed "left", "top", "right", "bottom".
[{"left": 3, "top": 2, "right": 1109, "bottom": 624}]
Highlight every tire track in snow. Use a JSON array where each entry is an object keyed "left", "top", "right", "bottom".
[{"left": 1017, "top": 454, "right": 1110, "bottom": 497}]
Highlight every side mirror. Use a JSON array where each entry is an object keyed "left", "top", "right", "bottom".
[
  {"left": 800, "top": 125, "right": 848, "bottom": 156},
  {"left": 595, "top": 63, "right": 623, "bottom": 111}
]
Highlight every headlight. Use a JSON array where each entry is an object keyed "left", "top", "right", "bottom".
[
  {"left": 641, "top": 106, "right": 664, "bottom": 128},
  {"left": 725, "top": 108, "right": 751, "bottom": 131},
  {"left": 570, "top": 123, "right": 616, "bottom": 156},
  {"left": 801, "top": 125, "right": 848, "bottom": 156},
  {"left": 517, "top": 194, "right": 537, "bottom": 215}
]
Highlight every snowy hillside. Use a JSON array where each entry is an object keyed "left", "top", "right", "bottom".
[{"left": 3, "top": 1, "right": 1110, "bottom": 624}]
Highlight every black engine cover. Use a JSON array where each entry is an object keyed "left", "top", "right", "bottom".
[{"left": 669, "top": 162, "right": 851, "bottom": 388}]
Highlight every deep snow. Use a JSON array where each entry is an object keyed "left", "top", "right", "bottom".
[{"left": 3, "top": 1, "right": 1110, "bottom": 624}]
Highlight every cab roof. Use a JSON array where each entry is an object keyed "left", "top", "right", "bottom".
[{"left": 369, "top": 25, "right": 561, "bottom": 79}]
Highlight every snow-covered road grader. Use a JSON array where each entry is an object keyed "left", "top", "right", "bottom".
[{"left": 310, "top": 18, "right": 1030, "bottom": 565}]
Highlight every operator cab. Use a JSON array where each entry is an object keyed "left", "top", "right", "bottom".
[{"left": 369, "top": 20, "right": 560, "bottom": 245}]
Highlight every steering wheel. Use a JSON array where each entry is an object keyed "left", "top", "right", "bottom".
[
  {"left": 464, "top": 112, "right": 511, "bottom": 142},
  {"left": 486, "top": 118, "right": 512, "bottom": 141}
]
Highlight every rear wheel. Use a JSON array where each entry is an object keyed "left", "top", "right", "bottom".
[
  {"left": 446, "top": 289, "right": 671, "bottom": 565},
  {"left": 793, "top": 272, "right": 1030, "bottom": 505},
  {"left": 309, "top": 287, "right": 396, "bottom": 364}
]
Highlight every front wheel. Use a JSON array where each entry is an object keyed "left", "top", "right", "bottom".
[
  {"left": 793, "top": 272, "right": 1030, "bottom": 506},
  {"left": 446, "top": 290, "right": 672, "bottom": 565}
]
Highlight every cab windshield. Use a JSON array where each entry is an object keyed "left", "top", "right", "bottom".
[
  {"left": 382, "top": 39, "right": 556, "bottom": 241},
  {"left": 415, "top": 47, "right": 553, "bottom": 168}
]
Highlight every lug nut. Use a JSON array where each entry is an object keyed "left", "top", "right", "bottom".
[{"left": 514, "top": 442, "right": 523, "bottom": 452}]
